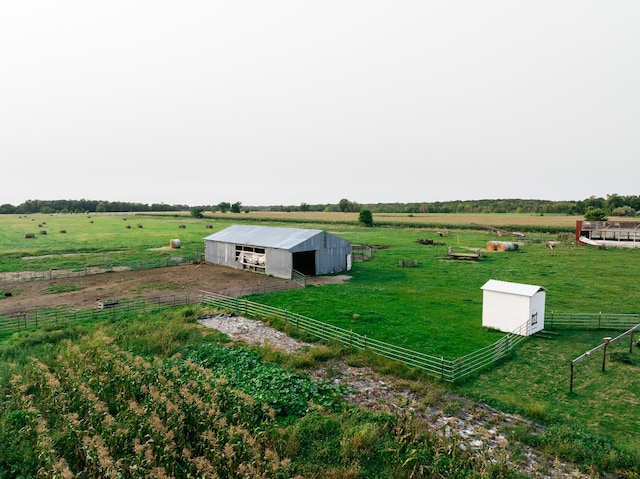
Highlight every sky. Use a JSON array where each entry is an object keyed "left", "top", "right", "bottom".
[{"left": 1, "top": 1, "right": 639, "bottom": 207}]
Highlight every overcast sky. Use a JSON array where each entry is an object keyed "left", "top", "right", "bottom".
[{"left": 1, "top": 1, "right": 638, "bottom": 207}]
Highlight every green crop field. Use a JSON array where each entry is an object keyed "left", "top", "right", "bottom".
[{"left": 0, "top": 211, "right": 639, "bottom": 476}]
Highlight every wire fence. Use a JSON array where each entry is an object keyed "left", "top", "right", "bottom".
[
  {"left": 545, "top": 312, "right": 640, "bottom": 330},
  {"left": 0, "top": 281, "right": 301, "bottom": 336},
  {"left": 0, "top": 293, "right": 201, "bottom": 334},
  {"left": 200, "top": 292, "right": 534, "bottom": 382},
  {"left": 2, "top": 283, "right": 636, "bottom": 383},
  {"left": 0, "top": 254, "right": 202, "bottom": 285}
]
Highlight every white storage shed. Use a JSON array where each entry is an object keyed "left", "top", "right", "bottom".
[
  {"left": 481, "top": 279, "right": 547, "bottom": 336},
  {"left": 203, "top": 225, "right": 352, "bottom": 280}
]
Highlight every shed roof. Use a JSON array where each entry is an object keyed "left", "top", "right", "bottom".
[
  {"left": 204, "top": 225, "right": 324, "bottom": 250},
  {"left": 481, "top": 279, "right": 546, "bottom": 297}
]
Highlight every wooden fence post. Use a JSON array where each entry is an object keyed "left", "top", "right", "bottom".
[
  {"left": 569, "top": 361, "right": 574, "bottom": 392},
  {"left": 602, "top": 337, "right": 611, "bottom": 371}
]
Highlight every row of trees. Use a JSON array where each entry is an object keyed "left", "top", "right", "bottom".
[{"left": 1, "top": 194, "right": 638, "bottom": 216}]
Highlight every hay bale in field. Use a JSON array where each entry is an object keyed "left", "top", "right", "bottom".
[
  {"left": 178, "top": 224, "right": 186, "bottom": 229},
  {"left": 486, "top": 241, "right": 499, "bottom": 251},
  {"left": 24, "top": 232, "right": 35, "bottom": 238},
  {"left": 37, "top": 223, "right": 43, "bottom": 227},
  {"left": 39, "top": 229, "right": 47, "bottom": 235},
  {"left": 126, "top": 224, "right": 131, "bottom": 229},
  {"left": 206, "top": 224, "right": 213, "bottom": 229},
  {"left": 137, "top": 223, "right": 143, "bottom": 228},
  {"left": 170, "top": 239, "right": 181, "bottom": 249},
  {"left": 496, "top": 241, "right": 518, "bottom": 252},
  {"left": 59, "top": 229, "right": 67, "bottom": 234}
]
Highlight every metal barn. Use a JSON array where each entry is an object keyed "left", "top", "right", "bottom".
[
  {"left": 481, "top": 279, "right": 547, "bottom": 336},
  {"left": 203, "top": 225, "right": 352, "bottom": 280}
]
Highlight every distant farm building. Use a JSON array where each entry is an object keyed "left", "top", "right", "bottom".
[
  {"left": 576, "top": 220, "right": 640, "bottom": 248},
  {"left": 203, "top": 225, "right": 352, "bottom": 280},
  {"left": 481, "top": 279, "right": 547, "bottom": 336}
]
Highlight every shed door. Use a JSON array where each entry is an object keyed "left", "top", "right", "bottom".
[{"left": 293, "top": 251, "right": 315, "bottom": 275}]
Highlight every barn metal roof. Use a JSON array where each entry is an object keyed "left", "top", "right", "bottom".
[
  {"left": 481, "top": 279, "right": 546, "bottom": 297},
  {"left": 204, "top": 224, "right": 325, "bottom": 250}
]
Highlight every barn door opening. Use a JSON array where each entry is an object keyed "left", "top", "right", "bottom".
[{"left": 292, "top": 251, "right": 315, "bottom": 276}]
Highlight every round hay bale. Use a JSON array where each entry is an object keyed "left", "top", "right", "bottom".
[
  {"left": 496, "top": 241, "right": 518, "bottom": 252},
  {"left": 486, "top": 241, "right": 499, "bottom": 251},
  {"left": 206, "top": 224, "right": 213, "bottom": 229},
  {"left": 170, "top": 239, "right": 181, "bottom": 249},
  {"left": 126, "top": 224, "right": 131, "bottom": 229},
  {"left": 178, "top": 224, "right": 186, "bottom": 229},
  {"left": 59, "top": 229, "right": 67, "bottom": 234},
  {"left": 137, "top": 223, "right": 143, "bottom": 228},
  {"left": 24, "top": 232, "right": 35, "bottom": 238},
  {"left": 39, "top": 229, "right": 47, "bottom": 235}
]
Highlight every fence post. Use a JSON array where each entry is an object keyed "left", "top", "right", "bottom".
[
  {"left": 598, "top": 311, "right": 602, "bottom": 329},
  {"left": 602, "top": 337, "right": 611, "bottom": 371},
  {"left": 569, "top": 361, "right": 574, "bottom": 392}
]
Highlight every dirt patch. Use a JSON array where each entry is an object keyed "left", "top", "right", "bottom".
[
  {"left": 0, "top": 263, "right": 299, "bottom": 315},
  {"left": 0, "top": 265, "right": 354, "bottom": 316}
]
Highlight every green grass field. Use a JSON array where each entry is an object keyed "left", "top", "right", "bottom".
[{"left": 1, "top": 211, "right": 639, "bottom": 474}]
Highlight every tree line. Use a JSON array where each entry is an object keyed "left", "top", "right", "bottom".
[{"left": 1, "top": 194, "right": 638, "bottom": 216}]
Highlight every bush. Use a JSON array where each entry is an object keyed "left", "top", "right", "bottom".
[{"left": 358, "top": 208, "right": 373, "bottom": 227}]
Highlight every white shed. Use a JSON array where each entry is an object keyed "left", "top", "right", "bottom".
[{"left": 481, "top": 279, "right": 547, "bottom": 336}]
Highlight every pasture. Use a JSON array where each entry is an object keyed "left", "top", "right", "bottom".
[{"left": 1, "top": 211, "right": 639, "bottom": 473}]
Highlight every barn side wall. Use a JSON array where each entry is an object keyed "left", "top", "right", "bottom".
[
  {"left": 529, "top": 291, "right": 546, "bottom": 334},
  {"left": 265, "top": 248, "right": 293, "bottom": 279},
  {"left": 204, "top": 240, "right": 242, "bottom": 270},
  {"left": 482, "top": 291, "right": 531, "bottom": 334}
]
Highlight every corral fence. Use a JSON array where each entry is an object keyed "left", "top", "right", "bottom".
[
  {"left": 568, "top": 321, "right": 640, "bottom": 392},
  {"left": 545, "top": 312, "right": 640, "bottom": 330},
  {"left": 3, "top": 284, "right": 637, "bottom": 383},
  {"left": 0, "top": 253, "right": 203, "bottom": 285},
  {"left": 351, "top": 245, "right": 373, "bottom": 262},
  {"left": 0, "top": 293, "right": 200, "bottom": 334},
  {"left": 0, "top": 281, "right": 299, "bottom": 336},
  {"left": 200, "top": 291, "right": 532, "bottom": 382}
]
